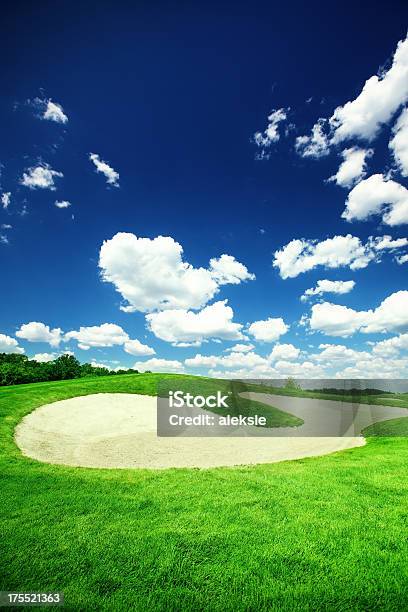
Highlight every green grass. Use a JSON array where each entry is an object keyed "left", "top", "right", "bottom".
[
  {"left": 1, "top": 374, "right": 408, "bottom": 610},
  {"left": 364, "top": 416, "right": 408, "bottom": 437}
]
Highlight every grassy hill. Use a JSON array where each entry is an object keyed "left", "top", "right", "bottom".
[{"left": 1, "top": 373, "right": 408, "bottom": 610}]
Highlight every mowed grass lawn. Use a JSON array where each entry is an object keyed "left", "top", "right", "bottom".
[{"left": 1, "top": 374, "right": 408, "bottom": 611}]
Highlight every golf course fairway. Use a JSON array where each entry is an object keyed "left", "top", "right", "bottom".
[{"left": 1, "top": 373, "right": 408, "bottom": 610}]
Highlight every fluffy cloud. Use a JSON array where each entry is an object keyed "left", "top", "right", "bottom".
[
  {"left": 43, "top": 99, "right": 68, "bottom": 124},
  {"left": 0, "top": 222, "right": 12, "bottom": 245},
  {"left": 294, "top": 35, "right": 408, "bottom": 160},
  {"left": 253, "top": 108, "right": 287, "bottom": 147},
  {"left": 397, "top": 253, "right": 408, "bottom": 264},
  {"left": 342, "top": 174, "right": 408, "bottom": 225},
  {"left": 373, "top": 235, "right": 408, "bottom": 250},
  {"left": 247, "top": 317, "right": 288, "bottom": 342},
  {"left": 273, "top": 360, "right": 324, "bottom": 378},
  {"left": 186, "top": 350, "right": 269, "bottom": 372},
  {"left": 32, "top": 352, "right": 57, "bottom": 362},
  {"left": 65, "top": 324, "right": 155, "bottom": 354},
  {"left": 312, "top": 343, "right": 370, "bottom": 364},
  {"left": 333, "top": 353, "right": 408, "bottom": 378},
  {"left": 65, "top": 323, "right": 129, "bottom": 349},
  {"left": 295, "top": 118, "right": 330, "bottom": 158},
  {"left": 185, "top": 338, "right": 408, "bottom": 379},
  {"left": 99, "top": 232, "right": 254, "bottom": 313},
  {"left": 362, "top": 291, "right": 408, "bottom": 334},
  {"left": 372, "top": 333, "right": 408, "bottom": 357},
  {"left": 389, "top": 107, "right": 408, "bottom": 176},
  {"left": 309, "top": 303, "right": 371, "bottom": 337},
  {"left": 309, "top": 342, "right": 408, "bottom": 378},
  {"left": 269, "top": 343, "right": 300, "bottom": 361},
  {"left": 309, "top": 290, "right": 408, "bottom": 337},
  {"left": 328, "top": 147, "right": 373, "bottom": 187},
  {"left": 146, "top": 300, "right": 244, "bottom": 346},
  {"left": 209, "top": 254, "right": 255, "bottom": 285},
  {"left": 189, "top": 351, "right": 325, "bottom": 379},
  {"left": 123, "top": 339, "right": 155, "bottom": 356},
  {"left": 16, "top": 322, "right": 62, "bottom": 347},
  {"left": 225, "top": 343, "right": 255, "bottom": 353},
  {"left": 89, "top": 153, "right": 119, "bottom": 187},
  {"left": 274, "top": 234, "right": 371, "bottom": 279},
  {"left": 0, "top": 333, "right": 24, "bottom": 354},
  {"left": 274, "top": 233, "right": 408, "bottom": 279},
  {"left": 20, "top": 164, "right": 63, "bottom": 190},
  {"left": 55, "top": 200, "right": 71, "bottom": 209},
  {"left": 16, "top": 321, "right": 155, "bottom": 356},
  {"left": 183, "top": 333, "right": 408, "bottom": 378},
  {"left": 330, "top": 34, "right": 408, "bottom": 143},
  {"left": 132, "top": 358, "right": 184, "bottom": 373},
  {"left": 90, "top": 361, "right": 112, "bottom": 370},
  {"left": 1, "top": 192, "right": 10, "bottom": 209},
  {"left": 301, "top": 279, "right": 355, "bottom": 302},
  {"left": 184, "top": 354, "right": 221, "bottom": 368}
]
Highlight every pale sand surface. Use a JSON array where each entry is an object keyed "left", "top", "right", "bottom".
[{"left": 14, "top": 393, "right": 365, "bottom": 469}]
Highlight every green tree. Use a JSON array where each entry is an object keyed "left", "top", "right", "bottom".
[
  {"left": 49, "top": 355, "right": 82, "bottom": 380},
  {"left": 284, "top": 377, "right": 301, "bottom": 391}
]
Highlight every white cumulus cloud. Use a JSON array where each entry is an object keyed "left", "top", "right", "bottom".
[
  {"left": 274, "top": 233, "right": 408, "bottom": 279},
  {"left": 185, "top": 350, "right": 268, "bottom": 371},
  {"left": 253, "top": 108, "right": 288, "bottom": 147},
  {"left": 389, "top": 106, "right": 408, "bottom": 176},
  {"left": 146, "top": 300, "right": 244, "bottom": 346},
  {"left": 269, "top": 343, "right": 300, "bottom": 361},
  {"left": 342, "top": 174, "right": 408, "bottom": 225},
  {"left": 99, "top": 232, "right": 254, "bottom": 313},
  {"left": 16, "top": 322, "right": 62, "bottom": 347},
  {"left": 20, "top": 163, "right": 63, "bottom": 190},
  {"left": 328, "top": 147, "right": 373, "bottom": 188},
  {"left": 312, "top": 343, "right": 369, "bottom": 364},
  {"left": 373, "top": 235, "right": 408, "bottom": 250},
  {"left": 309, "top": 290, "right": 408, "bottom": 337},
  {"left": 301, "top": 279, "right": 355, "bottom": 302},
  {"left": 1, "top": 192, "right": 10, "bottom": 209},
  {"left": 43, "top": 99, "right": 68, "bottom": 124},
  {"left": 372, "top": 333, "right": 408, "bottom": 357},
  {"left": 295, "top": 118, "right": 330, "bottom": 158},
  {"left": 247, "top": 317, "right": 288, "bottom": 342},
  {"left": 123, "top": 339, "right": 155, "bottom": 356},
  {"left": 32, "top": 352, "right": 57, "bottom": 362},
  {"left": 224, "top": 343, "right": 255, "bottom": 353},
  {"left": 89, "top": 153, "right": 119, "bottom": 187},
  {"left": 396, "top": 253, "right": 408, "bottom": 264},
  {"left": 330, "top": 34, "right": 408, "bottom": 143},
  {"left": 274, "top": 234, "right": 371, "bottom": 279},
  {"left": 132, "top": 358, "right": 184, "bottom": 373},
  {"left": 64, "top": 323, "right": 155, "bottom": 354},
  {"left": 55, "top": 200, "right": 71, "bottom": 209},
  {"left": 209, "top": 254, "right": 255, "bottom": 285},
  {"left": 0, "top": 333, "right": 24, "bottom": 354}
]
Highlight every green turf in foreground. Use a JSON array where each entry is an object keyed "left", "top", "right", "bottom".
[
  {"left": 1, "top": 374, "right": 408, "bottom": 610},
  {"left": 364, "top": 416, "right": 408, "bottom": 436}
]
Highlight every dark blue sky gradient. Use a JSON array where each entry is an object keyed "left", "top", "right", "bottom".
[{"left": 1, "top": 0, "right": 407, "bottom": 365}]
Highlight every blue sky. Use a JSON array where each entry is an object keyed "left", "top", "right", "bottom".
[{"left": 1, "top": 1, "right": 408, "bottom": 378}]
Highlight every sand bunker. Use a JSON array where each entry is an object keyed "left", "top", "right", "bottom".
[{"left": 14, "top": 393, "right": 365, "bottom": 469}]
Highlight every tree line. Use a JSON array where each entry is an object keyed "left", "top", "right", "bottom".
[{"left": 0, "top": 353, "right": 144, "bottom": 386}]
